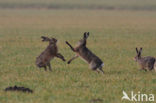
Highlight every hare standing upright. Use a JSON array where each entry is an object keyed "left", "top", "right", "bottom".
[
  {"left": 66, "top": 32, "right": 104, "bottom": 74},
  {"left": 134, "top": 47, "right": 156, "bottom": 71},
  {"left": 36, "top": 36, "right": 66, "bottom": 71}
]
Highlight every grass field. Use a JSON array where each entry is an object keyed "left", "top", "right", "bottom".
[{"left": 0, "top": 1, "right": 156, "bottom": 103}]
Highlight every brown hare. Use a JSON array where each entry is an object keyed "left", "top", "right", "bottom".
[
  {"left": 36, "top": 36, "right": 66, "bottom": 71},
  {"left": 66, "top": 32, "right": 104, "bottom": 74},
  {"left": 134, "top": 47, "right": 156, "bottom": 71}
]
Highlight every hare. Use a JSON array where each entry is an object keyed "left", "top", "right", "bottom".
[
  {"left": 134, "top": 47, "right": 156, "bottom": 71},
  {"left": 36, "top": 36, "right": 66, "bottom": 71},
  {"left": 66, "top": 32, "right": 104, "bottom": 74}
]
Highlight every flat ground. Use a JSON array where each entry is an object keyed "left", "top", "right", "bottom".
[{"left": 0, "top": 0, "right": 156, "bottom": 103}]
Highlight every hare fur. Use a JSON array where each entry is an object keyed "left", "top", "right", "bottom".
[
  {"left": 134, "top": 47, "right": 156, "bottom": 71},
  {"left": 66, "top": 32, "right": 104, "bottom": 74},
  {"left": 36, "top": 36, "right": 65, "bottom": 71}
]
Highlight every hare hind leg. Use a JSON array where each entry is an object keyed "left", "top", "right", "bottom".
[
  {"left": 47, "top": 62, "right": 52, "bottom": 71},
  {"left": 43, "top": 65, "right": 47, "bottom": 71},
  {"left": 98, "top": 66, "right": 104, "bottom": 74},
  {"left": 89, "top": 63, "right": 98, "bottom": 73},
  {"left": 90, "top": 62, "right": 104, "bottom": 74}
]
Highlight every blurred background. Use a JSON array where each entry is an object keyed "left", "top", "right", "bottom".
[{"left": 0, "top": 0, "right": 156, "bottom": 10}]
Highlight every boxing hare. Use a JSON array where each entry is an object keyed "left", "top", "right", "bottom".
[
  {"left": 36, "top": 36, "right": 65, "bottom": 71},
  {"left": 66, "top": 32, "right": 104, "bottom": 74}
]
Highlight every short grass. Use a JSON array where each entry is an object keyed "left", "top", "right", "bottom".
[{"left": 0, "top": 9, "right": 156, "bottom": 103}]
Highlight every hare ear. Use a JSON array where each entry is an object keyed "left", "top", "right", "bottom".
[
  {"left": 136, "top": 48, "right": 139, "bottom": 54},
  {"left": 83, "top": 32, "right": 87, "bottom": 39},
  {"left": 41, "top": 36, "right": 50, "bottom": 42},
  {"left": 84, "top": 32, "right": 89, "bottom": 39},
  {"left": 139, "top": 47, "right": 143, "bottom": 53},
  {"left": 87, "top": 32, "right": 89, "bottom": 37}
]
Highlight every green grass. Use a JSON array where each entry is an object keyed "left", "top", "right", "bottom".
[{"left": 0, "top": 8, "right": 156, "bottom": 103}]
